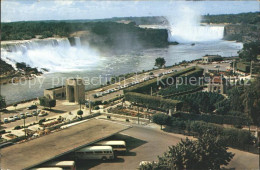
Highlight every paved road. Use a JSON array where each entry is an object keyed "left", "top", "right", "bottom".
[
  {"left": 85, "top": 62, "right": 231, "bottom": 102},
  {"left": 75, "top": 122, "right": 258, "bottom": 170}
]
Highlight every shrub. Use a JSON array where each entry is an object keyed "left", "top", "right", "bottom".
[
  {"left": 94, "top": 106, "right": 100, "bottom": 110},
  {"left": 39, "top": 118, "right": 46, "bottom": 125},
  {"left": 77, "top": 110, "right": 83, "bottom": 117},
  {"left": 0, "top": 130, "right": 6, "bottom": 134},
  {"left": 14, "top": 126, "right": 21, "bottom": 130},
  {"left": 125, "top": 92, "right": 182, "bottom": 111},
  {"left": 103, "top": 101, "right": 108, "bottom": 105},
  {"left": 167, "top": 119, "right": 255, "bottom": 150},
  {"left": 153, "top": 113, "right": 171, "bottom": 129},
  {"left": 172, "top": 112, "right": 251, "bottom": 126}
]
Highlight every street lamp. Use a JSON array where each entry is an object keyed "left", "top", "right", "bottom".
[{"left": 21, "top": 115, "right": 26, "bottom": 138}]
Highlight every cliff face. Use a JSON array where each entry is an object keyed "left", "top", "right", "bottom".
[
  {"left": 223, "top": 24, "right": 260, "bottom": 42},
  {"left": 78, "top": 22, "right": 169, "bottom": 54}
]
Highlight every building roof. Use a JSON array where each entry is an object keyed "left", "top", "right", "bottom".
[
  {"left": 76, "top": 146, "right": 113, "bottom": 152},
  {"left": 45, "top": 86, "right": 65, "bottom": 91},
  {"left": 96, "top": 140, "right": 126, "bottom": 146},
  {"left": 211, "top": 76, "right": 224, "bottom": 84},
  {"left": 202, "top": 55, "right": 222, "bottom": 59},
  {"left": 1, "top": 119, "right": 130, "bottom": 170}
]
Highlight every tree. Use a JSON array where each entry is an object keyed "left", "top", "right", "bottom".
[
  {"left": 77, "top": 110, "right": 83, "bottom": 119},
  {"left": 152, "top": 113, "right": 170, "bottom": 130},
  {"left": 154, "top": 57, "right": 166, "bottom": 68},
  {"left": 16, "top": 62, "right": 27, "bottom": 70},
  {"left": 238, "top": 41, "right": 260, "bottom": 62},
  {"left": 39, "top": 96, "right": 56, "bottom": 110},
  {"left": 242, "top": 76, "right": 260, "bottom": 125},
  {"left": 0, "top": 95, "right": 6, "bottom": 110},
  {"left": 141, "top": 132, "right": 234, "bottom": 170}
]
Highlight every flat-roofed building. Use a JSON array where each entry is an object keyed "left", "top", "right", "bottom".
[
  {"left": 44, "top": 86, "right": 66, "bottom": 100},
  {"left": 1, "top": 119, "right": 131, "bottom": 170},
  {"left": 202, "top": 55, "right": 222, "bottom": 63},
  {"left": 43, "top": 78, "right": 85, "bottom": 103}
]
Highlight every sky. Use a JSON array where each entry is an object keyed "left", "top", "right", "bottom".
[{"left": 1, "top": 0, "right": 259, "bottom": 22}]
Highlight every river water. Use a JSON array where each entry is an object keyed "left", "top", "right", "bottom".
[{"left": 1, "top": 39, "right": 242, "bottom": 105}]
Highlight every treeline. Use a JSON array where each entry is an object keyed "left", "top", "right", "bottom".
[
  {"left": 158, "top": 84, "right": 201, "bottom": 96},
  {"left": 1, "top": 21, "right": 169, "bottom": 49},
  {"left": 1, "top": 22, "right": 73, "bottom": 40},
  {"left": 152, "top": 113, "right": 255, "bottom": 151},
  {"left": 202, "top": 12, "right": 260, "bottom": 24}
]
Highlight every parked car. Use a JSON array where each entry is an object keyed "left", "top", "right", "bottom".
[
  {"left": 26, "top": 112, "right": 33, "bottom": 117},
  {"left": 3, "top": 118, "right": 9, "bottom": 123},
  {"left": 27, "top": 105, "right": 37, "bottom": 110},
  {"left": 8, "top": 116, "right": 15, "bottom": 122},
  {"left": 14, "top": 115, "right": 20, "bottom": 120},
  {"left": 38, "top": 112, "right": 48, "bottom": 117},
  {"left": 20, "top": 113, "right": 26, "bottom": 118},
  {"left": 32, "top": 111, "right": 38, "bottom": 116}
]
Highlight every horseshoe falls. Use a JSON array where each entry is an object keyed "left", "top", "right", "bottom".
[{"left": 167, "top": 25, "right": 224, "bottom": 43}]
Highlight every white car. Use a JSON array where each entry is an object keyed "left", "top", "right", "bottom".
[
  {"left": 26, "top": 112, "right": 33, "bottom": 117},
  {"left": 38, "top": 112, "right": 48, "bottom": 117},
  {"left": 8, "top": 116, "right": 15, "bottom": 122}
]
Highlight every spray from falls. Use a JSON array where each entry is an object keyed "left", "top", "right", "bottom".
[
  {"left": 1, "top": 37, "right": 102, "bottom": 72},
  {"left": 167, "top": 6, "right": 224, "bottom": 43}
]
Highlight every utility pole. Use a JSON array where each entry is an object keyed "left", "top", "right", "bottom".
[
  {"left": 233, "top": 59, "right": 236, "bottom": 75},
  {"left": 23, "top": 117, "right": 26, "bottom": 138},
  {"left": 137, "top": 106, "right": 140, "bottom": 125},
  {"left": 0, "top": 112, "right": 2, "bottom": 128},
  {"left": 89, "top": 99, "right": 91, "bottom": 114},
  {"left": 250, "top": 60, "right": 253, "bottom": 77},
  {"left": 150, "top": 87, "right": 153, "bottom": 96}
]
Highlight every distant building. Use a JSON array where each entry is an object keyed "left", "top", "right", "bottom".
[
  {"left": 202, "top": 55, "right": 222, "bottom": 63},
  {"left": 44, "top": 78, "right": 85, "bottom": 103},
  {"left": 208, "top": 76, "right": 227, "bottom": 94},
  {"left": 44, "top": 86, "right": 66, "bottom": 100}
]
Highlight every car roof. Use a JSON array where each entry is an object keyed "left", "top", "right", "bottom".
[
  {"left": 96, "top": 140, "right": 126, "bottom": 145},
  {"left": 76, "top": 146, "right": 112, "bottom": 152}
]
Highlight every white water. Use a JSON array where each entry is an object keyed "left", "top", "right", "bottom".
[
  {"left": 168, "top": 26, "right": 224, "bottom": 43},
  {"left": 166, "top": 5, "right": 224, "bottom": 43},
  {"left": 1, "top": 37, "right": 103, "bottom": 72}
]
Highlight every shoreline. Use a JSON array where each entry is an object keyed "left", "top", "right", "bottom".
[{"left": 2, "top": 56, "right": 236, "bottom": 106}]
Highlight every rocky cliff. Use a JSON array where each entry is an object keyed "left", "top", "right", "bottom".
[{"left": 223, "top": 24, "right": 260, "bottom": 42}]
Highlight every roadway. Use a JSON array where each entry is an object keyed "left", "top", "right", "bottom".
[
  {"left": 85, "top": 61, "right": 231, "bottom": 102},
  {"left": 75, "top": 121, "right": 259, "bottom": 170}
]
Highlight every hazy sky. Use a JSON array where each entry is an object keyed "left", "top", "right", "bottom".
[{"left": 1, "top": 0, "right": 259, "bottom": 22}]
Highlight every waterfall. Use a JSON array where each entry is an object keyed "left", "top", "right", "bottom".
[
  {"left": 167, "top": 25, "right": 224, "bottom": 43},
  {"left": 1, "top": 38, "right": 102, "bottom": 72},
  {"left": 74, "top": 37, "right": 81, "bottom": 47}
]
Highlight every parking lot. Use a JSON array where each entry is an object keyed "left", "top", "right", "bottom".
[
  {"left": 71, "top": 123, "right": 258, "bottom": 170},
  {"left": 1, "top": 100, "right": 80, "bottom": 129}
]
